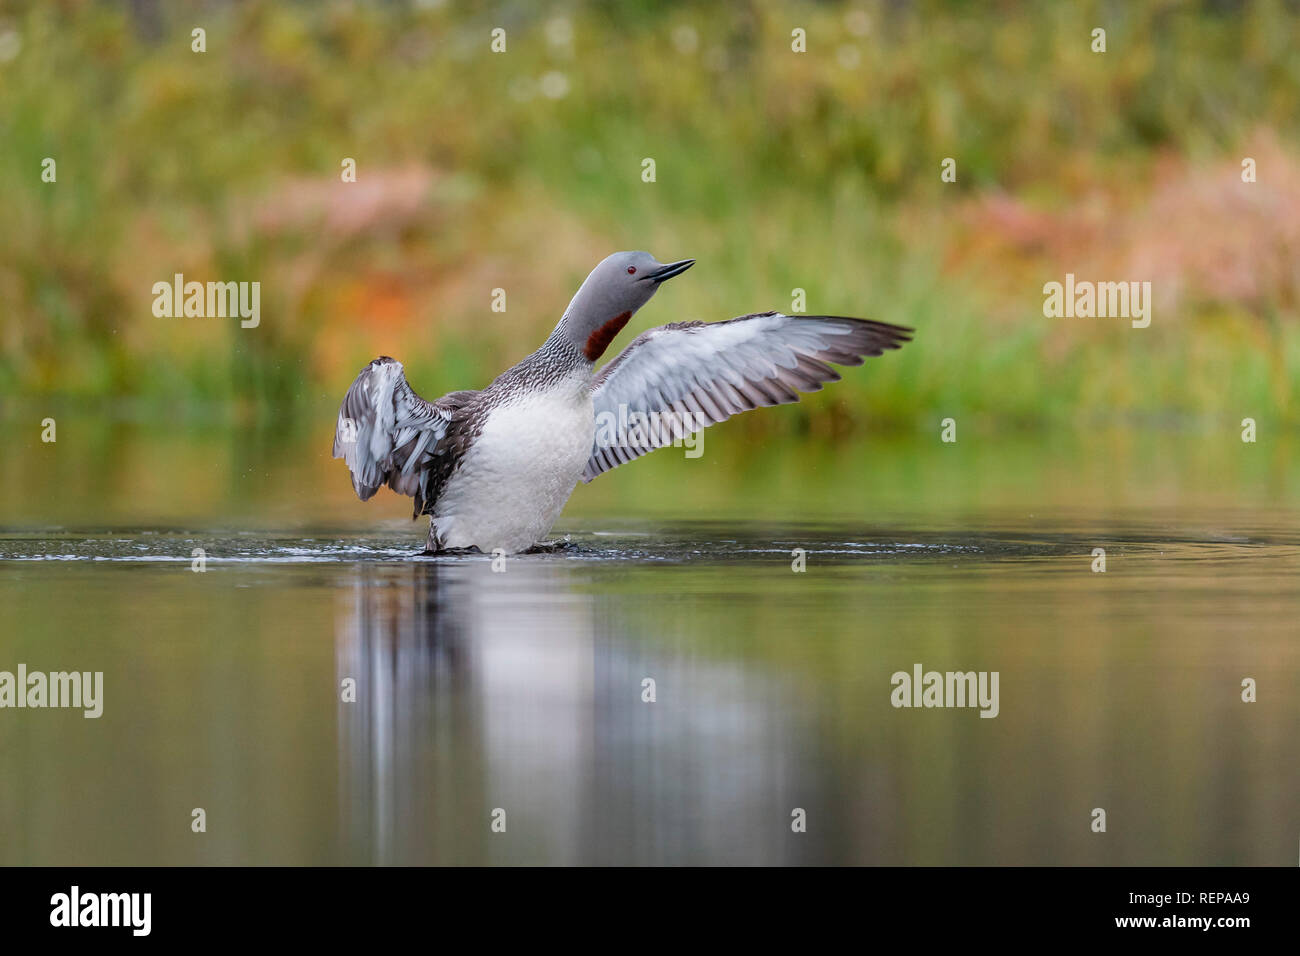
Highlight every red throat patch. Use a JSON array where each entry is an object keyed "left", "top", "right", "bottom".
[{"left": 584, "top": 311, "right": 632, "bottom": 361}]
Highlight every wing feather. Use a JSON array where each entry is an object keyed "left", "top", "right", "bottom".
[
  {"left": 332, "top": 357, "right": 476, "bottom": 517},
  {"left": 584, "top": 313, "right": 911, "bottom": 481}
]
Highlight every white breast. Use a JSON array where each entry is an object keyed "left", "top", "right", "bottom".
[{"left": 434, "top": 376, "right": 595, "bottom": 553}]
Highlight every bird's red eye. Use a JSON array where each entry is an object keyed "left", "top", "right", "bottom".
[{"left": 627, "top": 266, "right": 636, "bottom": 274}]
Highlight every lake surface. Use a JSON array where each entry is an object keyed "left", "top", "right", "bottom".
[{"left": 0, "top": 421, "right": 1296, "bottom": 864}]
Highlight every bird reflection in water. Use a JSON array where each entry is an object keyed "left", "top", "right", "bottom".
[{"left": 335, "top": 558, "right": 829, "bottom": 865}]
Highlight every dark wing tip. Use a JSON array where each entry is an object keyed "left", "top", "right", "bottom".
[
  {"left": 796, "top": 316, "right": 913, "bottom": 365},
  {"left": 805, "top": 315, "right": 914, "bottom": 338}
]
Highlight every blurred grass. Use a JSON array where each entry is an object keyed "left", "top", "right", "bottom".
[{"left": 0, "top": 0, "right": 1297, "bottom": 427}]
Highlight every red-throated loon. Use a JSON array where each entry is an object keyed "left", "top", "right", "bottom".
[{"left": 333, "top": 252, "right": 912, "bottom": 554}]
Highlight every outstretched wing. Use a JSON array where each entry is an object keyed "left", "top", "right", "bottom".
[
  {"left": 332, "top": 357, "right": 476, "bottom": 517},
  {"left": 584, "top": 313, "right": 912, "bottom": 481}
]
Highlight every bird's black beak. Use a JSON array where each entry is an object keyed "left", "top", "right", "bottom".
[{"left": 644, "top": 259, "right": 695, "bottom": 283}]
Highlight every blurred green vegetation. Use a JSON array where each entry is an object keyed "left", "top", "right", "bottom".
[{"left": 0, "top": 0, "right": 1297, "bottom": 427}]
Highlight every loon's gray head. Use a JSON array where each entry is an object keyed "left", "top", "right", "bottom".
[{"left": 560, "top": 252, "right": 694, "bottom": 361}]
